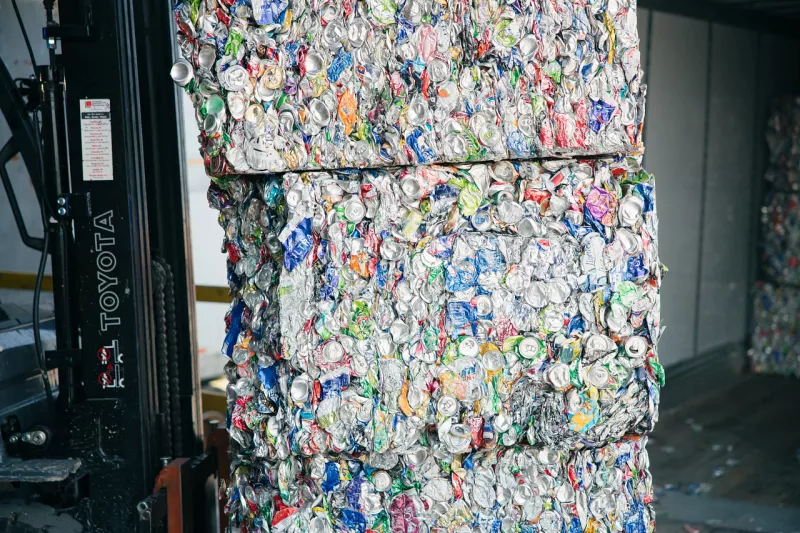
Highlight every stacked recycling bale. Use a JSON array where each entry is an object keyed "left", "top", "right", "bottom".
[
  {"left": 172, "top": 0, "right": 646, "bottom": 174},
  {"left": 751, "top": 97, "right": 800, "bottom": 376},
  {"left": 175, "top": 1, "right": 660, "bottom": 531}
]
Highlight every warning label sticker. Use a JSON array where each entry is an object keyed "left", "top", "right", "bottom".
[{"left": 80, "top": 99, "right": 113, "bottom": 181}]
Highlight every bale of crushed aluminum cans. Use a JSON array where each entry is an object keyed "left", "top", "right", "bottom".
[
  {"left": 224, "top": 438, "right": 654, "bottom": 533},
  {"left": 750, "top": 282, "right": 800, "bottom": 377},
  {"left": 764, "top": 96, "right": 800, "bottom": 190},
  {"left": 173, "top": 0, "right": 646, "bottom": 175},
  {"left": 761, "top": 191, "right": 800, "bottom": 284},
  {"left": 750, "top": 97, "right": 800, "bottom": 375},
  {"left": 207, "top": 156, "right": 662, "bottom": 531}
]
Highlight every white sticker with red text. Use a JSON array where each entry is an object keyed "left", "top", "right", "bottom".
[{"left": 80, "top": 99, "right": 113, "bottom": 181}]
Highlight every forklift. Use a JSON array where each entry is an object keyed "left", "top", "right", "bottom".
[{"left": 0, "top": 0, "right": 226, "bottom": 530}]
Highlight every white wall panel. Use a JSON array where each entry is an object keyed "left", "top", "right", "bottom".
[
  {"left": 643, "top": 13, "right": 710, "bottom": 366},
  {"left": 697, "top": 25, "right": 758, "bottom": 353}
]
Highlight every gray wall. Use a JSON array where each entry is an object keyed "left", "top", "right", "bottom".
[
  {"left": 698, "top": 25, "right": 757, "bottom": 355},
  {"left": 641, "top": 12, "right": 710, "bottom": 366},
  {"left": 639, "top": 13, "right": 800, "bottom": 366}
]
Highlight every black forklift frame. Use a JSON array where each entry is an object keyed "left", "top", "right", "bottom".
[{"left": 22, "top": 0, "right": 203, "bottom": 529}]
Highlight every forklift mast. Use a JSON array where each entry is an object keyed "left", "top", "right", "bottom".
[{"left": 1, "top": 0, "right": 204, "bottom": 530}]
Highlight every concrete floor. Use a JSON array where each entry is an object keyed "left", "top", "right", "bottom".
[{"left": 651, "top": 373, "right": 800, "bottom": 533}]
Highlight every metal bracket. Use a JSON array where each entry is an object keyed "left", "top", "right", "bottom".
[
  {"left": 55, "top": 192, "right": 91, "bottom": 220},
  {"left": 137, "top": 490, "right": 167, "bottom": 532},
  {"left": 42, "top": 25, "right": 93, "bottom": 41},
  {"left": 0, "top": 457, "right": 81, "bottom": 483},
  {"left": 137, "top": 428, "right": 230, "bottom": 532}
]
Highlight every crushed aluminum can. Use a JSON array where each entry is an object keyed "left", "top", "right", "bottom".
[{"left": 173, "top": 0, "right": 646, "bottom": 176}]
